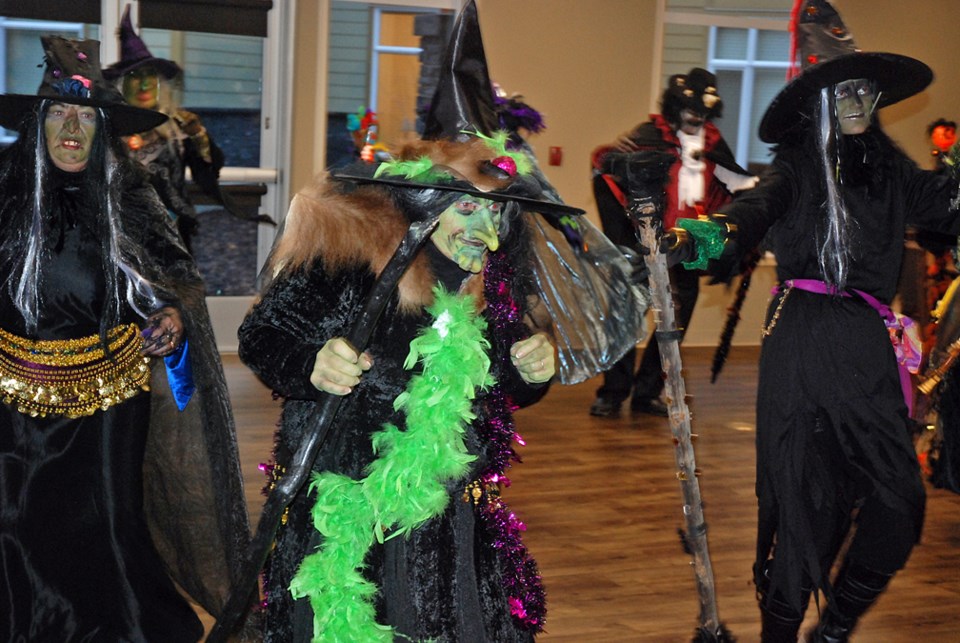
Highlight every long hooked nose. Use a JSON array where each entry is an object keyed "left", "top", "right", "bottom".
[{"left": 472, "top": 214, "right": 500, "bottom": 252}]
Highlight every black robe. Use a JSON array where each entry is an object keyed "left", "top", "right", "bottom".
[
  {"left": 719, "top": 132, "right": 960, "bottom": 609},
  {"left": 238, "top": 178, "right": 548, "bottom": 642},
  {"left": 0, "top": 162, "right": 251, "bottom": 641}
]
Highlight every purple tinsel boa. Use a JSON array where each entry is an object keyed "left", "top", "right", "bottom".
[{"left": 478, "top": 249, "right": 547, "bottom": 632}]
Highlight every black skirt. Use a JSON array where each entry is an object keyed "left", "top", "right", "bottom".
[
  {"left": 0, "top": 394, "right": 203, "bottom": 642},
  {"left": 754, "top": 288, "right": 925, "bottom": 607}
]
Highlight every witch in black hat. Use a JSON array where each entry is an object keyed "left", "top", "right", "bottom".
[
  {"left": 669, "top": 1, "right": 960, "bottom": 641},
  {"left": 0, "top": 35, "right": 253, "bottom": 641},
  {"left": 233, "top": 1, "right": 651, "bottom": 641},
  {"left": 103, "top": 4, "right": 270, "bottom": 255}
]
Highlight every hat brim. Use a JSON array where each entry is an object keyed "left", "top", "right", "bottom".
[
  {"left": 331, "top": 171, "right": 585, "bottom": 218},
  {"left": 103, "top": 57, "right": 183, "bottom": 81},
  {"left": 0, "top": 94, "right": 168, "bottom": 136},
  {"left": 759, "top": 52, "right": 932, "bottom": 143}
]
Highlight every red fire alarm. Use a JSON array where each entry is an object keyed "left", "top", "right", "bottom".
[{"left": 548, "top": 146, "right": 563, "bottom": 166}]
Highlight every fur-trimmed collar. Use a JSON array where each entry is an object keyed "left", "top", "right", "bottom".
[{"left": 268, "top": 174, "right": 484, "bottom": 313}]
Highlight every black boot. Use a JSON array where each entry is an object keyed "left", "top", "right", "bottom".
[
  {"left": 757, "top": 564, "right": 810, "bottom": 643},
  {"left": 809, "top": 562, "right": 893, "bottom": 642},
  {"left": 759, "top": 596, "right": 806, "bottom": 643}
]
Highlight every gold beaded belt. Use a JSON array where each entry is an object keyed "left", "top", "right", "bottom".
[{"left": 0, "top": 323, "right": 151, "bottom": 418}]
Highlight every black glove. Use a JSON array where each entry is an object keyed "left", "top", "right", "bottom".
[
  {"left": 617, "top": 245, "right": 650, "bottom": 284},
  {"left": 661, "top": 229, "right": 697, "bottom": 268}
]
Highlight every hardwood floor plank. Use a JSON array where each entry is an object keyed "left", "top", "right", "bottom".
[{"left": 214, "top": 346, "right": 960, "bottom": 641}]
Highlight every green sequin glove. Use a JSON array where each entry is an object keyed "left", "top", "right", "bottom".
[{"left": 676, "top": 216, "right": 729, "bottom": 271}]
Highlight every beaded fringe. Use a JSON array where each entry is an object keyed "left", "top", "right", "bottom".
[{"left": 0, "top": 323, "right": 150, "bottom": 418}]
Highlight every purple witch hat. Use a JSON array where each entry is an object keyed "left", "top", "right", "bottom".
[{"left": 103, "top": 5, "right": 182, "bottom": 81}]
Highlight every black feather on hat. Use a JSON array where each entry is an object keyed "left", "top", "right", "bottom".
[
  {"left": 759, "top": 0, "right": 931, "bottom": 143},
  {"left": 0, "top": 36, "right": 167, "bottom": 135}
]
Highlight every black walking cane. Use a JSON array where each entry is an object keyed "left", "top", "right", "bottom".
[
  {"left": 207, "top": 212, "right": 444, "bottom": 642},
  {"left": 608, "top": 151, "right": 735, "bottom": 642}
]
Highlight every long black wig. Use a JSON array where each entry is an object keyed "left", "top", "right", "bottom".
[{"left": 0, "top": 99, "right": 161, "bottom": 337}]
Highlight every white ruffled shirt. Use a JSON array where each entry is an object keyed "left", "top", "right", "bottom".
[{"left": 676, "top": 128, "right": 706, "bottom": 207}]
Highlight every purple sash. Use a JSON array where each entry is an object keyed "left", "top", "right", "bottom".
[{"left": 773, "top": 279, "right": 922, "bottom": 415}]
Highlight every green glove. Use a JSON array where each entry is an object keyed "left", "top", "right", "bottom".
[{"left": 674, "top": 215, "right": 734, "bottom": 271}]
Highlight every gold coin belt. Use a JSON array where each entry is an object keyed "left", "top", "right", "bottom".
[{"left": 0, "top": 323, "right": 151, "bottom": 418}]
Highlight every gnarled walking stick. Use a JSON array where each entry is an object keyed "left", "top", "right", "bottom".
[
  {"left": 207, "top": 214, "right": 443, "bottom": 642},
  {"left": 609, "top": 151, "right": 734, "bottom": 642}
]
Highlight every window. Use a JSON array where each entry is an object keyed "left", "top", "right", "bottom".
[
  {"left": 138, "top": 27, "right": 264, "bottom": 169},
  {"left": 660, "top": 1, "right": 791, "bottom": 172},
  {"left": 325, "top": 1, "right": 448, "bottom": 170},
  {"left": 709, "top": 26, "right": 791, "bottom": 172}
]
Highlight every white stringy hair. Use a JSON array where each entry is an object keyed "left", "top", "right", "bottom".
[
  {"left": 13, "top": 102, "right": 160, "bottom": 333},
  {"left": 101, "top": 108, "right": 160, "bottom": 321},
  {"left": 816, "top": 86, "right": 853, "bottom": 291},
  {"left": 13, "top": 108, "right": 49, "bottom": 332}
]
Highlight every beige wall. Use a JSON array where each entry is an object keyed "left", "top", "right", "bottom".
[{"left": 476, "top": 0, "right": 660, "bottom": 222}]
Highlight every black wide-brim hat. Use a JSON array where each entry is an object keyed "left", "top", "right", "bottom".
[
  {"left": 333, "top": 137, "right": 584, "bottom": 218},
  {"left": 0, "top": 36, "right": 167, "bottom": 136},
  {"left": 759, "top": 52, "right": 931, "bottom": 143}
]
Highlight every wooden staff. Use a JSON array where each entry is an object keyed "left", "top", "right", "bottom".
[
  {"left": 611, "top": 150, "right": 733, "bottom": 642},
  {"left": 919, "top": 338, "right": 960, "bottom": 396}
]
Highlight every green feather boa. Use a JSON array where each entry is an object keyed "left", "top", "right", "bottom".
[{"left": 289, "top": 288, "right": 494, "bottom": 642}]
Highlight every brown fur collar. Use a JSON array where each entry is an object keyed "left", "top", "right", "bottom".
[{"left": 268, "top": 174, "right": 484, "bottom": 313}]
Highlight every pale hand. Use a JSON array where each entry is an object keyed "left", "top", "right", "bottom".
[
  {"left": 310, "top": 337, "right": 373, "bottom": 395},
  {"left": 510, "top": 332, "right": 556, "bottom": 384}
]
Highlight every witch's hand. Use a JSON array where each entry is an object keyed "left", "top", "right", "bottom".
[
  {"left": 310, "top": 337, "right": 373, "bottom": 395},
  {"left": 510, "top": 332, "right": 556, "bottom": 384},
  {"left": 141, "top": 307, "right": 184, "bottom": 357}
]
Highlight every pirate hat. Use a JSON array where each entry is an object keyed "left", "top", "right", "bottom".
[
  {"left": 0, "top": 36, "right": 167, "bottom": 135},
  {"left": 333, "top": 1, "right": 581, "bottom": 217},
  {"left": 103, "top": 5, "right": 183, "bottom": 81},
  {"left": 661, "top": 67, "right": 724, "bottom": 122},
  {"left": 759, "top": 0, "right": 931, "bottom": 143}
]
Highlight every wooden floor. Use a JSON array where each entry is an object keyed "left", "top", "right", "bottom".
[{"left": 216, "top": 346, "right": 960, "bottom": 642}]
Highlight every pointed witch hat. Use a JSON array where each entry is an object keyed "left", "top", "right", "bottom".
[
  {"left": 0, "top": 35, "right": 167, "bottom": 135},
  {"left": 424, "top": 2, "right": 546, "bottom": 145},
  {"left": 420, "top": 0, "right": 499, "bottom": 141},
  {"left": 103, "top": 4, "right": 183, "bottom": 81},
  {"left": 759, "top": 0, "right": 932, "bottom": 143}
]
